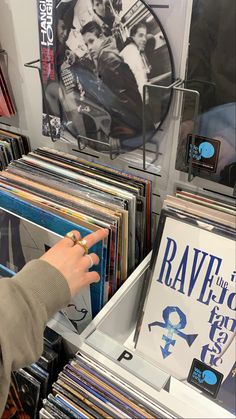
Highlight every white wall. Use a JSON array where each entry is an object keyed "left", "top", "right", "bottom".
[{"left": 0, "top": 0, "right": 52, "bottom": 148}]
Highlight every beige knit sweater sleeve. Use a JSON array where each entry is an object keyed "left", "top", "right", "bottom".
[{"left": 0, "top": 259, "right": 71, "bottom": 414}]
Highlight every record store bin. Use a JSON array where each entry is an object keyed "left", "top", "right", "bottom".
[
  {"left": 1, "top": 0, "right": 235, "bottom": 417},
  {"left": 48, "top": 252, "right": 234, "bottom": 419}
]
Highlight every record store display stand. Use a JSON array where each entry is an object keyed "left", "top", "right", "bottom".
[{"left": 1, "top": 0, "right": 236, "bottom": 418}]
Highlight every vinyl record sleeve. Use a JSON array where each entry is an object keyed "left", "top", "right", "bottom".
[
  {"left": 0, "top": 127, "right": 31, "bottom": 154},
  {"left": 52, "top": 382, "right": 102, "bottom": 418},
  {"left": 57, "top": 374, "right": 113, "bottom": 418},
  {"left": 0, "top": 139, "right": 14, "bottom": 162},
  {"left": 25, "top": 364, "right": 49, "bottom": 400},
  {"left": 0, "top": 144, "right": 9, "bottom": 169},
  {"left": 35, "top": 147, "right": 151, "bottom": 261},
  {"left": 70, "top": 359, "right": 155, "bottom": 418},
  {"left": 14, "top": 369, "right": 41, "bottom": 419},
  {"left": 0, "top": 206, "right": 93, "bottom": 331},
  {"left": 9, "top": 159, "right": 128, "bottom": 211},
  {"left": 43, "top": 399, "right": 70, "bottom": 419},
  {"left": 175, "top": 191, "right": 236, "bottom": 216},
  {"left": 47, "top": 393, "right": 81, "bottom": 418},
  {"left": 55, "top": 377, "right": 109, "bottom": 418},
  {"left": 37, "top": 347, "right": 58, "bottom": 382},
  {"left": 61, "top": 369, "right": 128, "bottom": 418},
  {"left": 21, "top": 153, "right": 136, "bottom": 272},
  {"left": 7, "top": 160, "right": 127, "bottom": 287},
  {"left": 176, "top": 187, "right": 236, "bottom": 211},
  {"left": 73, "top": 354, "right": 158, "bottom": 417},
  {"left": 39, "top": 408, "right": 55, "bottom": 419},
  {"left": 64, "top": 364, "right": 144, "bottom": 419},
  {"left": 136, "top": 210, "right": 236, "bottom": 388},
  {"left": 54, "top": 393, "right": 92, "bottom": 418},
  {"left": 2, "top": 169, "right": 125, "bottom": 224},
  {"left": 0, "top": 176, "right": 116, "bottom": 303},
  {"left": 0, "top": 189, "right": 104, "bottom": 316},
  {"left": 0, "top": 130, "right": 22, "bottom": 158},
  {"left": 163, "top": 195, "right": 236, "bottom": 229},
  {"left": 0, "top": 137, "right": 18, "bottom": 160},
  {"left": 0, "top": 148, "right": 5, "bottom": 171},
  {"left": 161, "top": 205, "right": 236, "bottom": 240},
  {"left": 38, "top": 146, "right": 151, "bottom": 258}
]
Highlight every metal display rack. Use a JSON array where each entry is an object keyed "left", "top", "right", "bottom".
[{"left": 24, "top": 58, "right": 204, "bottom": 185}]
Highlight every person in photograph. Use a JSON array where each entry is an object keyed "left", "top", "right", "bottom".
[
  {"left": 56, "top": 0, "right": 77, "bottom": 69},
  {"left": 81, "top": 20, "right": 144, "bottom": 144},
  {"left": 120, "top": 22, "right": 151, "bottom": 100},
  {"left": 91, "top": 0, "right": 122, "bottom": 37}
]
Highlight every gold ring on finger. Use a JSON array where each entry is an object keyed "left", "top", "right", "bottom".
[
  {"left": 65, "top": 231, "right": 78, "bottom": 246},
  {"left": 77, "top": 239, "right": 89, "bottom": 255}
]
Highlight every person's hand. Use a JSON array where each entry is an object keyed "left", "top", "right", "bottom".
[{"left": 40, "top": 229, "right": 109, "bottom": 297}]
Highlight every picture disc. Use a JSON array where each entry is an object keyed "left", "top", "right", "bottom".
[{"left": 38, "top": 0, "right": 175, "bottom": 156}]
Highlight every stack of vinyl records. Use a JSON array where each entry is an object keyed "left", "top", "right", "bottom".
[
  {"left": 0, "top": 53, "right": 16, "bottom": 117},
  {"left": 0, "top": 127, "right": 30, "bottom": 170},
  {"left": 0, "top": 147, "right": 152, "bottom": 322},
  {"left": 134, "top": 188, "right": 235, "bottom": 416},
  {"left": 2, "top": 327, "right": 65, "bottom": 419},
  {"left": 39, "top": 352, "right": 169, "bottom": 419},
  {"left": 163, "top": 188, "right": 236, "bottom": 228}
]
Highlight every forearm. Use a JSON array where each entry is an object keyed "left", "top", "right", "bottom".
[{"left": 0, "top": 259, "right": 70, "bottom": 413}]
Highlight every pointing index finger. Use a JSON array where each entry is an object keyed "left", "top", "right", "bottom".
[{"left": 82, "top": 228, "right": 109, "bottom": 250}]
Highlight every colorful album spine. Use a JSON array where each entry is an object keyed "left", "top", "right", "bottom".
[{"left": 37, "top": 0, "right": 61, "bottom": 138}]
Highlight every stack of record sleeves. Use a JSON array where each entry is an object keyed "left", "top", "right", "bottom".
[
  {"left": 39, "top": 352, "right": 168, "bottom": 419},
  {"left": 0, "top": 127, "right": 30, "bottom": 170},
  {"left": 2, "top": 328, "right": 64, "bottom": 419},
  {"left": 0, "top": 147, "right": 152, "bottom": 321}
]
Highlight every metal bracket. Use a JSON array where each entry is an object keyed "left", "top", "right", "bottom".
[
  {"left": 73, "top": 133, "right": 120, "bottom": 161},
  {"left": 24, "top": 61, "right": 202, "bottom": 173},
  {"left": 24, "top": 58, "right": 56, "bottom": 143},
  {"left": 143, "top": 79, "right": 200, "bottom": 182}
]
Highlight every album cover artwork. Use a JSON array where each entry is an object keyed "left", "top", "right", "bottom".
[
  {"left": 136, "top": 210, "right": 235, "bottom": 412},
  {"left": 25, "top": 363, "right": 49, "bottom": 400},
  {"left": 0, "top": 206, "right": 93, "bottom": 330},
  {"left": 37, "top": 0, "right": 174, "bottom": 160},
  {"left": 73, "top": 354, "right": 159, "bottom": 417},
  {"left": 14, "top": 369, "right": 41, "bottom": 419},
  {"left": 0, "top": 188, "right": 104, "bottom": 315},
  {"left": 186, "top": 134, "right": 221, "bottom": 173}
]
